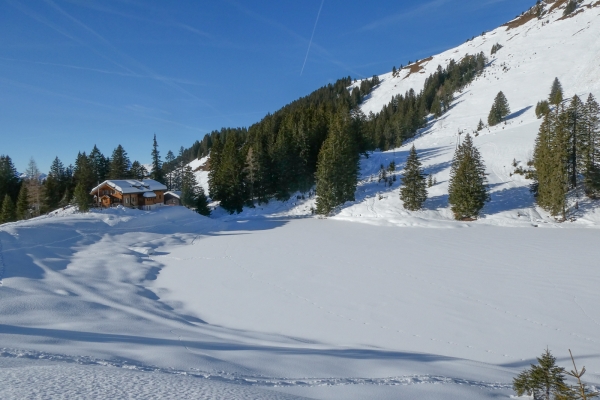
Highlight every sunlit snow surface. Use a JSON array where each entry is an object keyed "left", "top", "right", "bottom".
[{"left": 2, "top": 3, "right": 600, "bottom": 399}]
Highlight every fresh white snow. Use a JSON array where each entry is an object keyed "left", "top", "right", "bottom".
[{"left": 2, "top": 2, "right": 600, "bottom": 398}]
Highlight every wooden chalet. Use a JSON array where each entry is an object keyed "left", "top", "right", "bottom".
[
  {"left": 90, "top": 179, "right": 168, "bottom": 210},
  {"left": 164, "top": 191, "right": 182, "bottom": 206}
]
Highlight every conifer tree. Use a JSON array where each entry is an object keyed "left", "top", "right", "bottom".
[
  {"left": 549, "top": 78, "right": 564, "bottom": 106},
  {"left": 73, "top": 182, "right": 90, "bottom": 212},
  {"left": 218, "top": 134, "right": 247, "bottom": 214},
  {"left": 536, "top": 100, "right": 551, "bottom": 119},
  {"left": 582, "top": 94, "right": 600, "bottom": 196},
  {"left": 315, "top": 112, "right": 359, "bottom": 215},
  {"left": 194, "top": 187, "right": 211, "bottom": 216},
  {"left": 448, "top": 134, "right": 490, "bottom": 220},
  {"left": 42, "top": 174, "right": 61, "bottom": 213},
  {"left": 181, "top": 165, "right": 197, "bottom": 207},
  {"left": 16, "top": 183, "right": 29, "bottom": 220},
  {"left": 130, "top": 161, "right": 147, "bottom": 180},
  {"left": 567, "top": 95, "right": 586, "bottom": 188},
  {"left": 0, "top": 155, "right": 20, "bottom": 204},
  {"left": 74, "top": 152, "right": 96, "bottom": 193},
  {"left": 0, "top": 194, "right": 16, "bottom": 223},
  {"left": 399, "top": 145, "right": 427, "bottom": 211},
  {"left": 533, "top": 109, "right": 569, "bottom": 218},
  {"left": 208, "top": 135, "right": 225, "bottom": 202},
  {"left": 108, "top": 145, "right": 131, "bottom": 179},
  {"left": 165, "top": 150, "right": 176, "bottom": 190},
  {"left": 25, "top": 158, "right": 42, "bottom": 217},
  {"left": 563, "top": 0, "right": 577, "bottom": 16},
  {"left": 477, "top": 119, "right": 485, "bottom": 131},
  {"left": 513, "top": 349, "right": 570, "bottom": 400},
  {"left": 488, "top": 91, "right": 511, "bottom": 126},
  {"left": 88, "top": 145, "right": 108, "bottom": 183},
  {"left": 150, "top": 134, "right": 164, "bottom": 183}
]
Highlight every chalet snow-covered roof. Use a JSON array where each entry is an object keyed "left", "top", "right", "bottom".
[
  {"left": 90, "top": 179, "right": 167, "bottom": 195},
  {"left": 164, "top": 191, "right": 182, "bottom": 199},
  {"left": 142, "top": 191, "right": 157, "bottom": 198}
]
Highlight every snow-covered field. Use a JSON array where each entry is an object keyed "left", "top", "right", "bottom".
[{"left": 2, "top": 2, "right": 600, "bottom": 398}]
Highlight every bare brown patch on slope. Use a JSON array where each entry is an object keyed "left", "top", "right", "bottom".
[
  {"left": 503, "top": 11, "right": 537, "bottom": 30},
  {"left": 403, "top": 56, "right": 433, "bottom": 79},
  {"left": 548, "top": 0, "right": 569, "bottom": 13}
]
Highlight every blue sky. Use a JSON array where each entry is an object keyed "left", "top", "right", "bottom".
[{"left": 0, "top": 0, "right": 532, "bottom": 172}]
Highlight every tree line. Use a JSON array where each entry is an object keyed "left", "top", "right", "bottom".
[
  {"left": 205, "top": 53, "right": 487, "bottom": 215},
  {"left": 0, "top": 135, "right": 210, "bottom": 224}
]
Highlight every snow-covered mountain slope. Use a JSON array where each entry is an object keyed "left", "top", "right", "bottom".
[
  {"left": 343, "top": 0, "right": 600, "bottom": 227},
  {"left": 198, "top": 0, "right": 600, "bottom": 227}
]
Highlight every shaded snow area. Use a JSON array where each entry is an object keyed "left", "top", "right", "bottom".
[
  {"left": 2, "top": 3, "right": 600, "bottom": 399},
  {"left": 1, "top": 207, "right": 600, "bottom": 399}
]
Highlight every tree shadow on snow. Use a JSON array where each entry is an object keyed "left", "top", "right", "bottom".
[
  {"left": 0, "top": 323, "right": 459, "bottom": 363},
  {"left": 505, "top": 105, "right": 532, "bottom": 121}
]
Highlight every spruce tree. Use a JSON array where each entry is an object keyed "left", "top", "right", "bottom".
[
  {"left": 549, "top": 78, "right": 564, "bottom": 106},
  {"left": 536, "top": 100, "right": 551, "bottom": 119},
  {"left": 42, "top": 174, "right": 61, "bottom": 213},
  {"left": 477, "top": 119, "right": 485, "bottom": 131},
  {"left": 563, "top": 0, "right": 577, "bottom": 16},
  {"left": 130, "top": 161, "right": 148, "bottom": 180},
  {"left": 513, "top": 349, "right": 571, "bottom": 400},
  {"left": 208, "top": 135, "right": 225, "bottom": 202},
  {"left": 194, "top": 187, "right": 211, "bottom": 216},
  {"left": 16, "top": 183, "right": 29, "bottom": 220},
  {"left": 583, "top": 94, "right": 600, "bottom": 196},
  {"left": 0, "top": 194, "right": 16, "bottom": 223},
  {"left": 89, "top": 145, "right": 108, "bottom": 183},
  {"left": 165, "top": 150, "right": 176, "bottom": 190},
  {"left": 218, "top": 134, "right": 247, "bottom": 214},
  {"left": 315, "top": 112, "right": 359, "bottom": 215},
  {"left": 0, "top": 155, "right": 20, "bottom": 204},
  {"left": 533, "top": 108, "right": 569, "bottom": 218},
  {"left": 25, "top": 158, "right": 42, "bottom": 217},
  {"left": 108, "top": 145, "right": 131, "bottom": 179},
  {"left": 150, "top": 134, "right": 164, "bottom": 183},
  {"left": 73, "top": 182, "right": 90, "bottom": 212},
  {"left": 399, "top": 145, "right": 427, "bottom": 211},
  {"left": 567, "top": 95, "right": 586, "bottom": 188},
  {"left": 181, "top": 165, "right": 197, "bottom": 207},
  {"left": 448, "top": 133, "right": 490, "bottom": 220},
  {"left": 488, "top": 91, "right": 511, "bottom": 126}
]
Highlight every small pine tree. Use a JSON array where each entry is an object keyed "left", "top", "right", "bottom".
[
  {"left": 448, "top": 134, "right": 490, "bottom": 220},
  {"left": 566, "top": 350, "right": 600, "bottom": 400},
  {"left": 488, "top": 91, "right": 511, "bottom": 126},
  {"left": 549, "top": 78, "right": 564, "bottom": 106},
  {"left": 513, "top": 349, "right": 571, "bottom": 400},
  {"left": 0, "top": 194, "right": 16, "bottom": 223},
  {"left": 194, "top": 187, "right": 211, "bottom": 216},
  {"left": 16, "top": 183, "right": 29, "bottom": 220},
  {"left": 73, "top": 182, "right": 90, "bottom": 212},
  {"left": 427, "top": 174, "right": 433, "bottom": 187},
  {"left": 399, "top": 145, "right": 428, "bottom": 211},
  {"left": 477, "top": 119, "right": 485, "bottom": 131}
]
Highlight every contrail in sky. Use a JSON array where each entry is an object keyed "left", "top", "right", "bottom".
[{"left": 300, "top": 0, "right": 325, "bottom": 76}]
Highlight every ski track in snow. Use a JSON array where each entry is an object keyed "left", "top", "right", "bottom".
[{"left": 0, "top": 348, "right": 512, "bottom": 391}]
